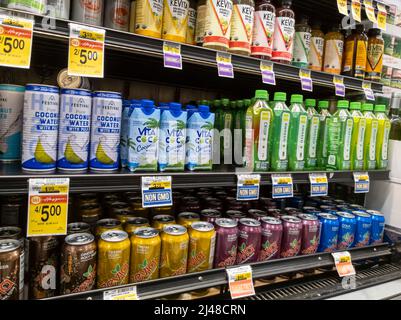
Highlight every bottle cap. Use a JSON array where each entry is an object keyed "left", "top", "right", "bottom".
[
  {"left": 255, "top": 90, "right": 269, "bottom": 100},
  {"left": 237, "top": 100, "right": 244, "bottom": 108},
  {"left": 244, "top": 99, "right": 251, "bottom": 107},
  {"left": 274, "top": 92, "right": 287, "bottom": 102},
  {"left": 362, "top": 103, "right": 374, "bottom": 111},
  {"left": 374, "top": 104, "right": 386, "bottom": 112},
  {"left": 141, "top": 99, "right": 154, "bottom": 108},
  {"left": 221, "top": 98, "right": 230, "bottom": 106},
  {"left": 350, "top": 102, "right": 362, "bottom": 110},
  {"left": 186, "top": 104, "right": 197, "bottom": 111},
  {"left": 368, "top": 28, "right": 381, "bottom": 37},
  {"left": 169, "top": 102, "right": 182, "bottom": 111},
  {"left": 305, "top": 99, "right": 316, "bottom": 107},
  {"left": 337, "top": 100, "right": 349, "bottom": 109},
  {"left": 290, "top": 94, "right": 303, "bottom": 103},
  {"left": 199, "top": 105, "right": 210, "bottom": 113},
  {"left": 214, "top": 99, "right": 221, "bottom": 107},
  {"left": 318, "top": 100, "right": 329, "bottom": 109},
  {"left": 230, "top": 101, "right": 237, "bottom": 108}
]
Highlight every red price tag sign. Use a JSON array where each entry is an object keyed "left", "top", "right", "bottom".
[
  {"left": 226, "top": 265, "right": 255, "bottom": 299},
  {"left": 332, "top": 252, "right": 356, "bottom": 277}
]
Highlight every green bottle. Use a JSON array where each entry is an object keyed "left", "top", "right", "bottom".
[
  {"left": 244, "top": 90, "right": 273, "bottom": 171},
  {"left": 270, "top": 92, "right": 291, "bottom": 171},
  {"left": 389, "top": 101, "right": 401, "bottom": 141},
  {"left": 362, "top": 103, "right": 379, "bottom": 170},
  {"left": 327, "top": 100, "right": 354, "bottom": 170},
  {"left": 374, "top": 104, "right": 391, "bottom": 169},
  {"left": 316, "top": 100, "right": 331, "bottom": 169},
  {"left": 214, "top": 99, "right": 222, "bottom": 130},
  {"left": 288, "top": 94, "right": 308, "bottom": 171},
  {"left": 350, "top": 102, "right": 366, "bottom": 170},
  {"left": 234, "top": 100, "right": 245, "bottom": 165},
  {"left": 221, "top": 99, "right": 233, "bottom": 163},
  {"left": 305, "top": 99, "right": 320, "bottom": 169}
]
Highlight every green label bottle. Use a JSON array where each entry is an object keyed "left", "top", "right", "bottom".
[
  {"left": 305, "top": 99, "right": 320, "bottom": 169},
  {"left": 220, "top": 99, "right": 233, "bottom": 163},
  {"left": 362, "top": 103, "right": 379, "bottom": 170},
  {"left": 316, "top": 100, "right": 331, "bottom": 169},
  {"left": 374, "top": 104, "right": 391, "bottom": 169},
  {"left": 350, "top": 102, "right": 366, "bottom": 170},
  {"left": 288, "top": 94, "right": 307, "bottom": 171}
]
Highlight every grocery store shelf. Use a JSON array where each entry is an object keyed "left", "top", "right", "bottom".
[
  {"left": 0, "top": 163, "right": 390, "bottom": 194},
  {"left": 46, "top": 243, "right": 392, "bottom": 300},
  {"left": 383, "top": 54, "right": 401, "bottom": 69},
  {"left": 383, "top": 23, "right": 401, "bottom": 39}
]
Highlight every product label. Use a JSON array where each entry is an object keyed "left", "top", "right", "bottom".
[
  {"left": 356, "top": 118, "right": 366, "bottom": 160},
  {"left": 251, "top": 10, "right": 275, "bottom": 57},
  {"left": 162, "top": 0, "right": 190, "bottom": 42},
  {"left": 163, "top": 41, "right": 182, "bottom": 69},
  {"left": 226, "top": 265, "right": 255, "bottom": 299},
  {"left": 309, "top": 173, "right": 328, "bottom": 197},
  {"left": 308, "top": 116, "right": 319, "bottom": 158},
  {"left": 322, "top": 119, "right": 329, "bottom": 157},
  {"left": 195, "top": 4, "right": 206, "bottom": 43},
  {"left": 293, "top": 31, "right": 311, "bottom": 67},
  {"left": 377, "top": 3, "right": 387, "bottom": 31},
  {"left": 237, "top": 174, "right": 261, "bottom": 201},
  {"left": 224, "top": 113, "right": 232, "bottom": 149},
  {"left": 362, "top": 82, "right": 375, "bottom": 101},
  {"left": 332, "top": 251, "right": 356, "bottom": 277},
  {"left": 369, "top": 120, "right": 378, "bottom": 161},
  {"left": 343, "top": 119, "right": 353, "bottom": 161},
  {"left": 296, "top": 115, "right": 307, "bottom": 161},
  {"left": 244, "top": 114, "right": 253, "bottom": 167},
  {"left": 229, "top": 4, "right": 254, "bottom": 52},
  {"left": 355, "top": 40, "right": 367, "bottom": 77},
  {"left": 272, "top": 174, "right": 293, "bottom": 198},
  {"left": 258, "top": 111, "right": 270, "bottom": 161},
  {"left": 343, "top": 40, "right": 354, "bottom": 72},
  {"left": 337, "top": 0, "right": 348, "bottom": 16},
  {"left": 299, "top": 69, "right": 313, "bottom": 92},
  {"left": 364, "top": 0, "right": 377, "bottom": 23},
  {"left": 354, "top": 172, "right": 369, "bottom": 193},
  {"left": 272, "top": 16, "right": 295, "bottom": 62},
  {"left": 186, "top": 7, "right": 197, "bottom": 44},
  {"left": 279, "top": 113, "right": 290, "bottom": 160},
  {"left": 352, "top": 0, "right": 362, "bottom": 22},
  {"left": 135, "top": 0, "right": 164, "bottom": 38},
  {"left": 308, "top": 36, "right": 324, "bottom": 71},
  {"left": 260, "top": 60, "right": 275, "bottom": 85},
  {"left": 216, "top": 51, "right": 234, "bottom": 78},
  {"left": 141, "top": 176, "right": 173, "bottom": 208},
  {"left": 104, "top": 286, "right": 138, "bottom": 300},
  {"left": 366, "top": 43, "right": 384, "bottom": 76},
  {"left": 204, "top": 0, "right": 233, "bottom": 48},
  {"left": 382, "top": 123, "right": 390, "bottom": 160},
  {"left": 333, "top": 75, "right": 345, "bottom": 97},
  {"left": 324, "top": 40, "right": 344, "bottom": 74}
]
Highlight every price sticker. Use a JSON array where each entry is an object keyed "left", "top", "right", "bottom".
[
  {"left": 163, "top": 41, "right": 182, "bottom": 70},
  {"left": 141, "top": 176, "right": 173, "bottom": 208},
  {"left": 226, "top": 265, "right": 255, "bottom": 300},
  {"left": 260, "top": 60, "right": 276, "bottom": 85},
  {"left": 0, "top": 15, "right": 33, "bottom": 69},
  {"left": 351, "top": 0, "right": 362, "bottom": 22},
  {"left": 333, "top": 75, "right": 345, "bottom": 97},
  {"left": 216, "top": 52, "right": 234, "bottom": 78},
  {"left": 299, "top": 69, "right": 313, "bottom": 92},
  {"left": 362, "top": 82, "right": 375, "bottom": 101},
  {"left": 332, "top": 252, "right": 356, "bottom": 277},
  {"left": 272, "top": 174, "right": 293, "bottom": 199},
  {"left": 104, "top": 286, "right": 138, "bottom": 300},
  {"left": 27, "top": 178, "right": 69, "bottom": 237},
  {"left": 376, "top": 3, "right": 387, "bottom": 31},
  {"left": 353, "top": 172, "right": 370, "bottom": 193},
  {"left": 68, "top": 23, "right": 105, "bottom": 78},
  {"left": 309, "top": 173, "right": 328, "bottom": 197},
  {"left": 364, "top": 0, "right": 377, "bottom": 23},
  {"left": 237, "top": 174, "right": 261, "bottom": 201},
  {"left": 337, "top": 0, "right": 349, "bottom": 16}
]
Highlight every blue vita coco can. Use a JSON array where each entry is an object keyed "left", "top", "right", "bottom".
[
  {"left": 22, "top": 84, "right": 60, "bottom": 172},
  {"left": 89, "top": 91, "right": 122, "bottom": 171},
  {"left": 336, "top": 211, "right": 356, "bottom": 250},
  {"left": 366, "top": 210, "right": 385, "bottom": 245},
  {"left": 352, "top": 210, "right": 372, "bottom": 247},
  {"left": 57, "top": 88, "right": 92, "bottom": 172},
  {"left": 0, "top": 84, "right": 25, "bottom": 162},
  {"left": 317, "top": 213, "right": 339, "bottom": 253}
]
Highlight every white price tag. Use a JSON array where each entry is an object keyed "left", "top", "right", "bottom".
[
  {"left": 237, "top": 174, "right": 261, "bottom": 201},
  {"left": 103, "top": 286, "right": 138, "bottom": 300},
  {"left": 260, "top": 60, "right": 276, "bottom": 85},
  {"left": 309, "top": 173, "right": 328, "bottom": 197},
  {"left": 353, "top": 172, "right": 370, "bottom": 193},
  {"left": 141, "top": 176, "right": 173, "bottom": 208},
  {"left": 333, "top": 75, "right": 345, "bottom": 97},
  {"left": 332, "top": 252, "right": 356, "bottom": 277},
  {"left": 163, "top": 41, "right": 182, "bottom": 70},
  {"left": 226, "top": 265, "right": 255, "bottom": 300},
  {"left": 363, "top": 82, "right": 375, "bottom": 101},
  {"left": 216, "top": 52, "right": 234, "bottom": 78},
  {"left": 272, "top": 174, "right": 293, "bottom": 199},
  {"left": 299, "top": 69, "right": 313, "bottom": 92}
]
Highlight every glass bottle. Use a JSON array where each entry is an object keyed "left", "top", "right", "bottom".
[
  {"left": 342, "top": 24, "right": 368, "bottom": 79},
  {"left": 323, "top": 25, "right": 344, "bottom": 75}
]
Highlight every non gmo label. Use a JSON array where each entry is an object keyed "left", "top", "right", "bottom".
[
  {"left": 353, "top": 172, "right": 370, "bottom": 193},
  {"left": 141, "top": 176, "right": 173, "bottom": 208},
  {"left": 163, "top": 41, "right": 182, "bottom": 70},
  {"left": 309, "top": 173, "right": 328, "bottom": 197},
  {"left": 299, "top": 69, "right": 313, "bottom": 92},
  {"left": 237, "top": 174, "right": 261, "bottom": 201},
  {"left": 332, "top": 251, "right": 356, "bottom": 277},
  {"left": 272, "top": 174, "right": 293, "bottom": 198},
  {"left": 260, "top": 60, "right": 275, "bottom": 85},
  {"left": 217, "top": 52, "right": 234, "bottom": 78},
  {"left": 104, "top": 286, "right": 138, "bottom": 300},
  {"left": 226, "top": 265, "right": 255, "bottom": 299}
]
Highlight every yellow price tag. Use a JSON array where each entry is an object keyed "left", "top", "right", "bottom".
[
  {"left": 299, "top": 68, "right": 311, "bottom": 79},
  {"left": 235, "top": 272, "right": 251, "bottom": 281},
  {"left": 149, "top": 181, "right": 171, "bottom": 189},
  {"left": 352, "top": 0, "right": 362, "bottom": 22},
  {"left": 377, "top": 3, "right": 387, "bottom": 31},
  {"left": 316, "top": 177, "right": 327, "bottom": 183},
  {"left": 163, "top": 42, "right": 180, "bottom": 54},
  {"left": 333, "top": 75, "right": 344, "bottom": 85},
  {"left": 244, "top": 179, "right": 258, "bottom": 185},
  {"left": 217, "top": 52, "right": 231, "bottom": 64},
  {"left": 0, "top": 15, "right": 33, "bottom": 69},
  {"left": 278, "top": 178, "right": 290, "bottom": 184},
  {"left": 364, "top": 0, "right": 377, "bottom": 23},
  {"left": 337, "top": 0, "right": 348, "bottom": 16}
]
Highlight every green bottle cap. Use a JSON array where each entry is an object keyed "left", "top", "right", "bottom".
[
  {"left": 305, "top": 99, "right": 316, "bottom": 107},
  {"left": 362, "top": 103, "right": 374, "bottom": 111},
  {"left": 374, "top": 104, "right": 386, "bottom": 112},
  {"left": 318, "top": 100, "right": 329, "bottom": 109},
  {"left": 274, "top": 92, "right": 287, "bottom": 102},
  {"left": 290, "top": 94, "right": 303, "bottom": 103},
  {"left": 230, "top": 101, "right": 237, "bottom": 109},
  {"left": 214, "top": 99, "right": 221, "bottom": 107},
  {"left": 255, "top": 90, "right": 269, "bottom": 100},
  {"left": 221, "top": 98, "right": 230, "bottom": 106},
  {"left": 350, "top": 102, "right": 362, "bottom": 110},
  {"left": 237, "top": 100, "right": 244, "bottom": 108},
  {"left": 244, "top": 99, "right": 251, "bottom": 107},
  {"left": 337, "top": 100, "right": 349, "bottom": 109}
]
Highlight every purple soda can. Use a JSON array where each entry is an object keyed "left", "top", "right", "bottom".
[
  {"left": 280, "top": 215, "right": 302, "bottom": 258},
  {"left": 353, "top": 211, "right": 372, "bottom": 247},
  {"left": 201, "top": 209, "right": 222, "bottom": 224},
  {"left": 259, "top": 217, "right": 283, "bottom": 261},
  {"left": 298, "top": 213, "right": 320, "bottom": 255},
  {"left": 285, "top": 207, "right": 302, "bottom": 216},
  {"left": 268, "top": 209, "right": 282, "bottom": 218},
  {"left": 226, "top": 210, "right": 247, "bottom": 222},
  {"left": 213, "top": 218, "right": 238, "bottom": 268},
  {"left": 236, "top": 218, "right": 261, "bottom": 264},
  {"left": 317, "top": 213, "right": 339, "bottom": 253},
  {"left": 336, "top": 211, "right": 356, "bottom": 250},
  {"left": 248, "top": 209, "right": 268, "bottom": 221}
]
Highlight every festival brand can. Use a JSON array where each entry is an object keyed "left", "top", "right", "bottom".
[
  {"left": 129, "top": 227, "right": 161, "bottom": 283},
  {"left": 89, "top": 91, "right": 122, "bottom": 171},
  {"left": 226, "top": 210, "right": 247, "bottom": 222},
  {"left": 67, "top": 222, "right": 92, "bottom": 235},
  {"left": 72, "top": 0, "right": 104, "bottom": 26},
  {"left": 161, "top": 0, "right": 190, "bottom": 43},
  {"left": 200, "top": 209, "right": 222, "bottom": 224},
  {"left": 248, "top": 209, "right": 268, "bottom": 221},
  {"left": 97, "top": 230, "right": 130, "bottom": 288},
  {"left": 124, "top": 217, "right": 150, "bottom": 235},
  {"left": 213, "top": 218, "right": 238, "bottom": 268},
  {"left": 57, "top": 89, "right": 92, "bottom": 172},
  {"left": 22, "top": 84, "right": 60, "bottom": 173},
  {"left": 60, "top": 233, "right": 97, "bottom": 295},
  {"left": 152, "top": 214, "right": 176, "bottom": 231},
  {"left": 187, "top": 222, "right": 216, "bottom": 273},
  {"left": 46, "top": 0, "right": 71, "bottom": 19},
  {"left": 317, "top": 213, "right": 339, "bottom": 253},
  {"left": 160, "top": 224, "right": 189, "bottom": 278},
  {"left": 280, "top": 215, "right": 302, "bottom": 258},
  {"left": 353, "top": 211, "right": 372, "bottom": 247},
  {"left": 259, "top": 216, "right": 282, "bottom": 261},
  {"left": 0, "top": 239, "right": 20, "bottom": 300},
  {"left": 104, "top": 0, "right": 131, "bottom": 31},
  {"left": 95, "top": 218, "right": 123, "bottom": 238},
  {"left": 336, "top": 211, "right": 356, "bottom": 250},
  {"left": 366, "top": 210, "right": 385, "bottom": 245},
  {"left": 0, "top": 85, "right": 24, "bottom": 162},
  {"left": 7, "top": 0, "right": 46, "bottom": 14},
  {"left": 298, "top": 213, "right": 320, "bottom": 255},
  {"left": 177, "top": 212, "right": 200, "bottom": 228},
  {"left": 134, "top": 0, "right": 164, "bottom": 38},
  {"left": 236, "top": 218, "right": 261, "bottom": 264}
]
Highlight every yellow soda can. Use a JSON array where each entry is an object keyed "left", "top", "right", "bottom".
[
  {"left": 152, "top": 214, "right": 176, "bottom": 231},
  {"left": 187, "top": 222, "right": 216, "bottom": 273},
  {"left": 177, "top": 212, "right": 200, "bottom": 228},
  {"left": 95, "top": 218, "right": 123, "bottom": 238},
  {"left": 124, "top": 217, "right": 150, "bottom": 235}
]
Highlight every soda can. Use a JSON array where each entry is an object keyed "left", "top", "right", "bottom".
[
  {"left": 57, "top": 89, "right": 92, "bottom": 172},
  {"left": 177, "top": 212, "right": 200, "bottom": 228},
  {"left": 0, "top": 196, "right": 24, "bottom": 227},
  {"left": 57, "top": 69, "right": 91, "bottom": 90},
  {"left": 236, "top": 218, "right": 261, "bottom": 264},
  {"left": 114, "top": 207, "right": 136, "bottom": 224},
  {"left": 46, "top": 0, "right": 71, "bottom": 19},
  {"left": 353, "top": 211, "right": 372, "bottom": 247},
  {"left": 225, "top": 210, "right": 246, "bottom": 222},
  {"left": 95, "top": 218, "right": 123, "bottom": 238},
  {"left": 72, "top": 0, "right": 104, "bottom": 26},
  {"left": 317, "top": 213, "right": 339, "bottom": 253},
  {"left": 67, "top": 222, "right": 92, "bottom": 235},
  {"left": 303, "top": 206, "right": 320, "bottom": 215},
  {"left": 160, "top": 224, "right": 189, "bottom": 278},
  {"left": 22, "top": 84, "right": 60, "bottom": 173},
  {"left": 268, "top": 208, "right": 282, "bottom": 218},
  {"left": 298, "top": 214, "right": 320, "bottom": 255},
  {"left": 104, "top": 0, "right": 130, "bottom": 31},
  {"left": 7, "top": 0, "right": 46, "bottom": 14},
  {"left": 259, "top": 217, "right": 282, "bottom": 261},
  {"left": 349, "top": 204, "right": 366, "bottom": 212},
  {"left": 79, "top": 203, "right": 102, "bottom": 229},
  {"left": 336, "top": 212, "right": 356, "bottom": 250},
  {"left": 280, "top": 215, "right": 302, "bottom": 258},
  {"left": 0, "top": 239, "right": 21, "bottom": 300},
  {"left": 152, "top": 214, "right": 176, "bottom": 231},
  {"left": 128, "top": 196, "right": 150, "bottom": 218},
  {"left": 97, "top": 230, "right": 130, "bottom": 288},
  {"left": 248, "top": 209, "right": 269, "bottom": 221},
  {"left": 366, "top": 210, "right": 385, "bottom": 245},
  {"left": 200, "top": 209, "right": 222, "bottom": 224},
  {"left": 130, "top": 227, "right": 161, "bottom": 283},
  {"left": 89, "top": 91, "right": 122, "bottom": 172},
  {"left": 289, "top": 196, "right": 304, "bottom": 209},
  {"left": 285, "top": 207, "right": 302, "bottom": 216},
  {"left": 0, "top": 85, "right": 24, "bottom": 162},
  {"left": 60, "top": 233, "right": 97, "bottom": 295},
  {"left": 124, "top": 217, "right": 150, "bottom": 235},
  {"left": 320, "top": 205, "right": 337, "bottom": 215},
  {"left": 187, "top": 222, "right": 216, "bottom": 273},
  {"left": 108, "top": 200, "right": 130, "bottom": 217},
  {"left": 213, "top": 218, "right": 238, "bottom": 268},
  {"left": 334, "top": 199, "right": 346, "bottom": 205}
]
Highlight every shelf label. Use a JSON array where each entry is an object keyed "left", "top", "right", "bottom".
[
  {"left": 163, "top": 41, "right": 182, "bottom": 70},
  {"left": 362, "top": 82, "right": 375, "bottom": 101},
  {"left": 27, "top": 178, "right": 69, "bottom": 237},
  {"left": 272, "top": 174, "right": 293, "bottom": 199},
  {"left": 141, "top": 176, "right": 173, "bottom": 208},
  {"left": 299, "top": 69, "right": 313, "bottom": 92},
  {"left": 309, "top": 173, "right": 328, "bottom": 197},
  {"left": 260, "top": 60, "right": 275, "bottom": 85},
  {"left": 376, "top": 3, "right": 387, "bottom": 31},
  {"left": 0, "top": 15, "right": 33, "bottom": 69},
  {"left": 332, "top": 251, "right": 356, "bottom": 278},
  {"left": 351, "top": 0, "right": 362, "bottom": 22},
  {"left": 333, "top": 75, "right": 345, "bottom": 97},
  {"left": 237, "top": 174, "right": 261, "bottom": 201},
  {"left": 103, "top": 286, "right": 138, "bottom": 300},
  {"left": 337, "top": 0, "right": 349, "bottom": 16},
  {"left": 216, "top": 52, "right": 234, "bottom": 78},
  {"left": 226, "top": 265, "right": 255, "bottom": 300},
  {"left": 68, "top": 23, "right": 105, "bottom": 78},
  {"left": 364, "top": 0, "right": 377, "bottom": 23},
  {"left": 353, "top": 172, "right": 370, "bottom": 193}
]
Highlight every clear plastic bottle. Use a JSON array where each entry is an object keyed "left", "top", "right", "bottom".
[
  {"left": 316, "top": 100, "right": 331, "bottom": 169},
  {"left": 323, "top": 25, "right": 344, "bottom": 75},
  {"left": 304, "top": 98, "right": 319, "bottom": 169},
  {"left": 374, "top": 104, "right": 391, "bottom": 169},
  {"left": 308, "top": 20, "right": 325, "bottom": 71},
  {"left": 362, "top": 103, "right": 379, "bottom": 170},
  {"left": 229, "top": 0, "right": 255, "bottom": 56},
  {"left": 292, "top": 15, "right": 311, "bottom": 68},
  {"left": 288, "top": 94, "right": 307, "bottom": 171}
]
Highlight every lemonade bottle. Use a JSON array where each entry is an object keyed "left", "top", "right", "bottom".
[
  {"left": 362, "top": 103, "right": 379, "bottom": 170},
  {"left": 288, "top": 94, "right": 307, "bottom": 171},
  {"left": 244, "top": 90, "right": 273, "bottom": 171},
  {"left": 374, "top": 104, "right": 391, "bottom": 169},
  {"left": 304, "top": 99, "right": 319, "bottom": 169},
  {"left": 350, "top": 102, "right": 366, "bottom": 170},
  {"left": 270, "top": 92, "right": 290, "bottom": 171},
  {"left": 316, "top": 100, "right": 331, "bottom": 169}
]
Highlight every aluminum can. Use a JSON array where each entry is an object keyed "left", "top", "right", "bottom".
[
  {"left": 200, "top": 209, "right": 221, "bottom": 224},
  {"left": 124, "top": 217, "right": 150, "bottom": 235},
  {"left": 317, "top": 213, "right": 339, "bottom": 252},
  {"left": 95, "top": 218, "right": 123, "bottom": 238},
  {"left": 79, "top": 203, "right": 102, "bottom": 229},
  {"left": 268, "top": 208, "right": 282, "bottom": 218},
  {"left": 7, "top": 0, "right": 46, "bottom": 14},
  {"left": 0, "top": 239, "right": 20, "bottom": 300},
  {"left": 284, "top": 207, "right": 302, "bottom": 216},
  {"left": 46, "top": 0, "right": 71, "bottom": 19},
  {"left": 177, "top": 212, "right": 200, "bottom": 228},
  {"left": 336, "top": 212, "right": 356, "bottom": 250},
  {"left": 108, "top": 200, "right": 130, "bottom": 217},
  {"left": 259, "top": 216, "right": 282, "bottom": 261},
  {"left": 77, "top": 192, "right": 98, "bottom": 207},
  {"left": 213, "top": 218, "right": 238, "bottom": 268},
  {"left": 353, "top": 211, "right": 372, "bottom": 247},
  {"left": 349, "top": 204, "right": 366, "bottom": 212},
  {"left": 366, "top": 210, "right": 385, "bottom": 245},
  {"left": 248, "top": 209, "right": 268, "bottom": 221},
  {"left": 289, "top": 196, "right": 304, "bottom": 209},
  {"left": 320, "top": 205, "right": 337, "bottom": 215},
  {"left": 72, "top": 0, "right": 104, "bottom": 26},
  {"left": 298, "top": 213, "right": 320, "bottom": 255},
  {"left": 152, "top": 214, "right": 175, "bottom": 231},
  {"left": 302, "top": 206, "right": 320, "bottom": 215},
  {"left": 187, "top": 222, "right": 215, "bottom": 273},
  {"left": 236, "top": 218, "right": 261, "bottom": 264},
  {"left": 97, "top": 230, "right": 130, "bottom": 288},
  {"left": 225, "top": 210, "right": 246, "bottom": 222},
  {"left": 280, "top": 215, "right": 302, "bottom": 258},
  {"left": 0, "top": 196, "right": 23, "bottom": 227},
  {"left": 60, "top": 233, "right": 97, "bottom": 294},
  {"left": 129, "top": 227, "right": 161, "bottom": 282},
  {"left": 57, "top": 69, "right": 91, "bottom": 90},
  {"left": 104, "top": 0, "right": 130, "bottom": 31},
  {"left": 67, "top": 222, "right": 92, "bottom": 235}
]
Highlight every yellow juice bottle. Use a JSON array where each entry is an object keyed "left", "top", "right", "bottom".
[
  {"left": 362, "top": 103, "right": 379, "bottom": 170},
  {"left": 349, "top": 102, "right": 366, "bottom": 170},
  {"left": 374, "top": 104, "right": 391, "bottom": 169}
]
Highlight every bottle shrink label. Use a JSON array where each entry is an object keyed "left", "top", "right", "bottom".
[
  {"left": 272, "top": 16, "right": 295, "bottom": 62},
  {"left": 204, "top": 0, "right": 234, "bottom": 49},
  {"left": 292, "top": 31, "right": 311, "bottom": 66},
  {"left": 229, "top": 4, "right": 254, "bottom": 52},
  {"left": 135, "top": 0, "right": 164, "bottom": 38},
  {"left": 308, "top": 36, "right": 324, "bottom": 71},
  {"left": 162, "top": 0, "right": 190, "bottom": 42},
  {"left": 323, "top": 40, "right": 344, "bottom": 74},
  {"left": 251, "top": 10, "right": 275, "bottom": 57}
]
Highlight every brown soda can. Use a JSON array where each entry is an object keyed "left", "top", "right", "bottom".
[
  {"left": 0, "top": 239, "right": 21, "bottom": 300},
  {"left": 79, "top": 203, "right": 102, "bottom": 230}
]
